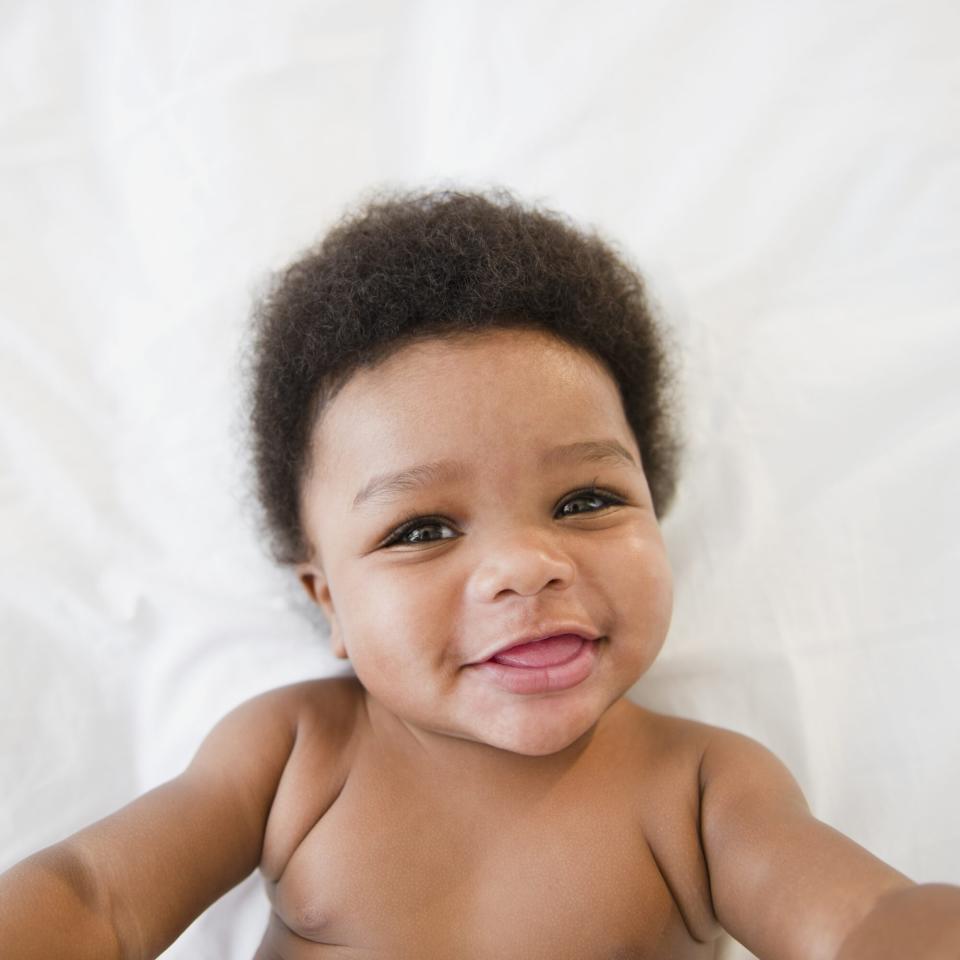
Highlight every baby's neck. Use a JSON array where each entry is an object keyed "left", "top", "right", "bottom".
[{"left": 359, "top": 688, "right": 626, "bottom": 801}]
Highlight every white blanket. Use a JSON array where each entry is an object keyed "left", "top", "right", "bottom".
[{"left": 2, "top": 2, "right": 957, "bottom": 957}]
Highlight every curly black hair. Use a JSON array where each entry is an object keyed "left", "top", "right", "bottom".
[{"left": 246, "top": 187, "right": 680, "bottom": 565}]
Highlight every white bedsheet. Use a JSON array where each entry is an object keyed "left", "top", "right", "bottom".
[{"left": 2, "top": 2, "right": 958, "bottom": 957}]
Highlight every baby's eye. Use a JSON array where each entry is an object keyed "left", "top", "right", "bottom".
[
  {"left": 380, "top": 488, "right": 624, "bottom": 549},
  {"left": 557, "top": 488, "right": 624, "bottom": 517},
  {"left": 382, "top": 517, "right": 457, "bottom": 547}
]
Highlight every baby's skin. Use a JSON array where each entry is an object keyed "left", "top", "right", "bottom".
[
  {"left": 245, "top": 675, "right": 836, "bottom": 958},
  {"left": 2, "top": 327, "right": 958, "bottom": 959}
]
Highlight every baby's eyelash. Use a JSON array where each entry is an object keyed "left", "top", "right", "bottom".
[
  {"left": 378, "top": 486, "right": 625, "bottom": 548},
  {"left": 557, "top": 486, "right": 625, "bottom": 516},
  {"left": 380, "top": 512, "right": 454, "bottom": 548}
]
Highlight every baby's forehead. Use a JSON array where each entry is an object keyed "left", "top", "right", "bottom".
[
  {"left": 303, "top": 330, "right": 636, "bottom": 497},
  {"left": 328, "top": 331, "right": 619, "bottom": 415},
  {"left": 316, "top": 394, "right": 636, "bottom": 500}
]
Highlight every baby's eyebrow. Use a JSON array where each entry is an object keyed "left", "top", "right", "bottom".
[{"left": 351, "top": 438, "right": 637, "bottom": 510}]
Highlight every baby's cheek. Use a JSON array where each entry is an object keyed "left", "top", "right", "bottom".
[
  {"left": 647, "top": 553, "right": 675, "bottom": 627},
  {"left": 352, "top": 584, "right": 442, "bottom": 663},
  {"left": 614, "top": 542, "right": 674, "bottom": 647}
]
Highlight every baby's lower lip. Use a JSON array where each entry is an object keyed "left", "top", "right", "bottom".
[{"left": 468, "top": 638, "right": 600, "bottom": 694}]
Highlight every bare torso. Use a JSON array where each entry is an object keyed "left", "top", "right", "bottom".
[{"left": 254, "top": 678, "right": 722, "bottom": 959}]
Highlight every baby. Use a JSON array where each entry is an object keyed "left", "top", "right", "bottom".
[{"left": 2, "top": 189, "right": 958, "bottom": 960}]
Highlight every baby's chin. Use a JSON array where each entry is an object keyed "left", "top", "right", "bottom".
[
  {"left": 453, "top": 693, "right": 625, "bottom": 758},
  {"left": 463, "top": 665, "right": 654, "bottom": 757},
  {"left": 484, "top": 728, "right": 595, "bottom": 758}
]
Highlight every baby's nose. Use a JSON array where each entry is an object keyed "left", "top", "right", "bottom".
[{"left": 466, "top": 530, "right": 576, "bottom": 601}]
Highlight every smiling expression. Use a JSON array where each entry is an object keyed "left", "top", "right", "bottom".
[{"left": 296, "top": 327, "right": 674, "bottom": 758}]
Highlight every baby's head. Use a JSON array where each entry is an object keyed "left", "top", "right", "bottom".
[{"left": 247, "top": 188, "right": 681, "bottom": 756}]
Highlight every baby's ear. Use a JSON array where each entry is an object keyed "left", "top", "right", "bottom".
[{"left": 296, "top": 563, "right": 348, "bottom": 659}]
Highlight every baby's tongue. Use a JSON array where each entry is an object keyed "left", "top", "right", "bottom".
[{"left": 491, "top": 634, "right": 584, "bottom": 668}]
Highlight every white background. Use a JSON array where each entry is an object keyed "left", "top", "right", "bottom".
[{"left": 1, "top": 2, "right": 958, "bottom": 957}]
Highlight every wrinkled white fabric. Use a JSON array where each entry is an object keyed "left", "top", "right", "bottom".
[{"left": 1, "top": 2, "right": 958, "bottom": 957}]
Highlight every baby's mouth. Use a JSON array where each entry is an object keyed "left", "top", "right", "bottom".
[
  {"left": 485, "top": 634, "right": 587, "bottom": 668},
  {"left": 469, "top": 626, "right": 602, "bottom": 667},
  {"left": 466, "top": 635, "right": 601, "bottom": 695}
]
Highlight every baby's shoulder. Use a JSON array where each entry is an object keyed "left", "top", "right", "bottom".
[
  {"left": 228, "top": 674, "right": 364, "bottom": 755},
  {"left": 619, "top": 700, "right": 800, "bottom": 806},
  {"left": 256, "top": 675, "right": 365, "bottom": 878},
  {"left": 269, "top": 673, "right": 366, "bottom": 733},
  {"left": 604, "top": 702, "right": 733, "bottom": 941},
  {"left": 627, "top": 698, "right": 770, "bottom": 750},
  {"left": 616, "top": 698, "right": 723, "bottom": 769},
  {"left": 615, "top": 699, "right": 789, "bottom": 803}
]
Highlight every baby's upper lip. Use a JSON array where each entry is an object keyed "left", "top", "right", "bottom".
[{"left": 468, "top": 625, "right": 601, "bottom": 665}]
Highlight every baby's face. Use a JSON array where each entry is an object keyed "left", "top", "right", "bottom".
[{"left": 298, "top": 327, "right": 673, "bottom": 756}]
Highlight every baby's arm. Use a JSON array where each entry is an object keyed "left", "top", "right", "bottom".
[
  {"left": 699, "top": 729, "right": 960, "bottom": 959},
  {"left": 0, "top": 684, "right": 301, "bottom": 960}
]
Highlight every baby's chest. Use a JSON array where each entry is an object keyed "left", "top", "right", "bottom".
[{"left": 262, "top": 767, "right": 715, "bottom": 959}]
